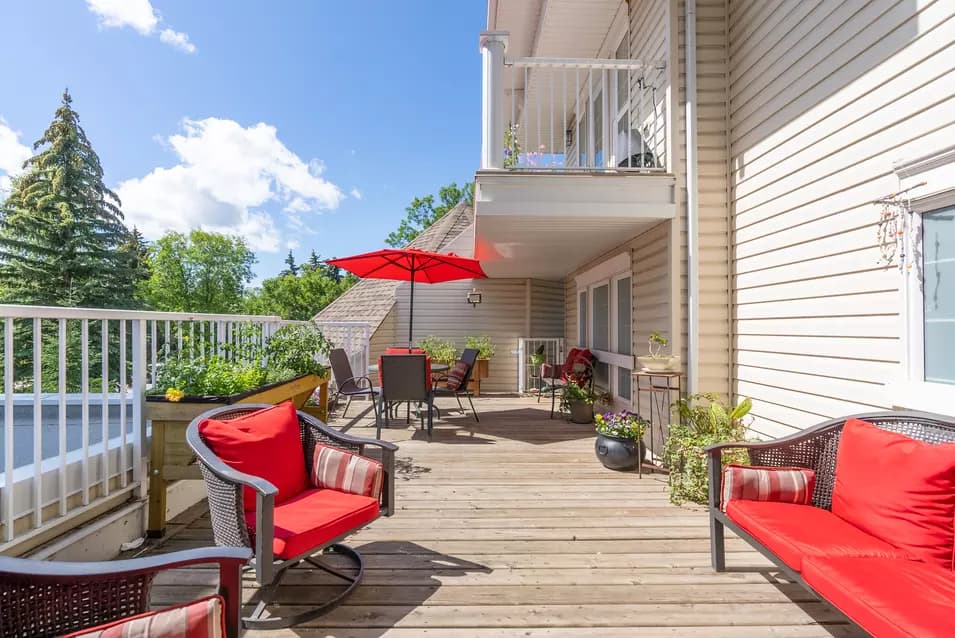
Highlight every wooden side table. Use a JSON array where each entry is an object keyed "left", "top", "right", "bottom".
[{"left": 633, "top": 370, "right": 683, "bottom": 469}]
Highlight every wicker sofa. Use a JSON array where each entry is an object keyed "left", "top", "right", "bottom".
[{"left": 707, "top": 411, "right": 955, "bottom": 638}]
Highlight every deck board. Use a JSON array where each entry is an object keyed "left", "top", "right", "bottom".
[{"left": 141, "top": 396, "right": 863, "bottom": 637}]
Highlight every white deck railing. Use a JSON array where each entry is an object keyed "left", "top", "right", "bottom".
[
  {"left": 0, "top": 305, "right": 370, "bottom": 550},
  {"left": 517, "top": 337, "right": 565, "bottom": 394},
  {"left": 480, "top": 32, "right": 668, "bottom": 172}
]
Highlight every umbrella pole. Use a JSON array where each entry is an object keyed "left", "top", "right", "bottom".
[{"left": 408, "top": 257, "right": 415, "bottom": 350}]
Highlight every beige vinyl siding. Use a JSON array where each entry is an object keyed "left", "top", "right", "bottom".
[
  {"left": 394, "top": 279, "right": 529, "bottom": 393},
  {"left": 529, "top": 279, "right": 565, "bottom": 337},
  {"left": 727, "top": 0, "right": 955, "bottom": 437},
  {"left": 369, "top": 307, "right": 396, "bottom": 362},
  {"left": 675, "top": 0, "right": 732, "bottom": 397},
  {"left": 630, "top": 0, "right": 670, "bottom": 167}
]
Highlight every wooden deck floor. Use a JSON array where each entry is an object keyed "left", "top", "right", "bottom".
[{"left": 145, "top": 396, "right": 864, "bottom": 637}]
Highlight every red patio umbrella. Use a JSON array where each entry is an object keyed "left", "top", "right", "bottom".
[{"left": 326, "top": 248, "right": 487, "bottom": 348}]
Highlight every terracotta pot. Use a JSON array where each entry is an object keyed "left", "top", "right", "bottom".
[{"left": 569, "top": 401, "right": 594, "bottom": 424}]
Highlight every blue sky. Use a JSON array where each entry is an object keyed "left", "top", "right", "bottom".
[{"left": 0, "top": 0, "right": 485, "bottom": 283}]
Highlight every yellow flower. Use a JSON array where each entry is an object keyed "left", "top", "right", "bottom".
[{"left": 165, "top": 388, "right": 185, "bottom": 402}]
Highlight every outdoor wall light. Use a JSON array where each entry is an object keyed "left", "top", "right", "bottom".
[{"left": 466, "top": 288, "right": 483, "bottom": 308}]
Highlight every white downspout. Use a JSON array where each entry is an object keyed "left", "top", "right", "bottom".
[{"left": 685, "top": 0, "right": 699, "bottom": 395}]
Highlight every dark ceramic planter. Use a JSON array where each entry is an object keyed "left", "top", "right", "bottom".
[
  {"left": 568, "top": 401, "right": 594, "bottom": 424},
  {"left": 595, "top": 433, "right": 647, "bottom": 471}
]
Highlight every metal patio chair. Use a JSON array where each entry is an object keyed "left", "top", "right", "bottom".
[
  {"left": 187, "top": 404, "right": 397, "bottom": 629},
  {"left": 379, "top": 354, "right": 434, "bottom": 441},
  {"left": 432, "top": 347, "right": 480, "bottom": 422},
  {"left": 329, "top": 347, "right": 379, "bottom": 425},
  {"left": 540, "top": 347, "right": 596, "bottom": 418}
]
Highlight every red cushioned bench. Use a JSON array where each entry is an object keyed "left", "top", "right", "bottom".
[{"left": 707, "top": 412, "right": 955, "bottom": 638}]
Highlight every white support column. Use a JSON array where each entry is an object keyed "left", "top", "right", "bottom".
[{"left": 480, "top": 30, "right": 509, "bottom": 169}]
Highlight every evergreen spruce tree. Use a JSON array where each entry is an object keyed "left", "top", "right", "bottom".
[
  {"left": 0, "top": 90, "right": 137, "bottom": 307},
  {"left": 282, "top": 250, "right": 299, "bottom": 276},
  {"left": 306, "top": 249, "right": 321, "bottom": 272}
]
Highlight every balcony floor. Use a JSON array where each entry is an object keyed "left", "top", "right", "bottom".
[{"left": 144, "top": 396, "right": 863, "bottom": 637}]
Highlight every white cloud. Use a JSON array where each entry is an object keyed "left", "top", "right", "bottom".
[
  {"left": 286, "top": 239, "right": 301, "bottom": 250},
  {"left": 117, "top": 117, "right": 343, "bottom": 252},
  {"left": 0, "top": 119, "right": 32, "bottom": 198},
  {"left": 349, "top": 188, "right": 362, "bottom": 200},
  {"left": 159, "top": 28, "right": 196, "bottom": 54},
  {"left": 86, "top": 0, "right": 195, "bottom": 53}
]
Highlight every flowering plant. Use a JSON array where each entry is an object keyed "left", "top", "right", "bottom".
[{"left": 594, "top": 410, "right": 649, "bottom": 440}]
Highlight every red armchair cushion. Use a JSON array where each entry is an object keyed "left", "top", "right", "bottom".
[
  {"left": 803, "top": 556, "right": 955, "bottom": 638},
  {"left": 246, "top": 487, "right": 379, "bottom": 559},
  {"left": 199, "top": 402, "right": 307, "bottom": 512},
  {"left": 725, "top": 500, "right": 911, "bottom": 571},
  {"left": 562, "top": 348, "right": 594, "bottom": 382},
  {"left": 831, "top": 418, "right": 955, "bottom": 570},
  {"left": 311, "top": 443, "right": 384, "bottom": 499},
  {"left": 63, "top": 595, "right": 225, "bottom": 637},
  {"left": 720, "top": 465, "right": 815, "bottom": 512}
]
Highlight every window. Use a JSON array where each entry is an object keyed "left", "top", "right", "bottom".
[
  {"left": 592, "top": 283, "right": 610, "bottom": 351},
  {"left": 922, "top": 205, "right": 955, "bottom": 384}
]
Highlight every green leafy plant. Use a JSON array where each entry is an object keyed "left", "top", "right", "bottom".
[
  {"left": 648, "top": 331, "right": 669, "bottom": 357},
  {"left": 418, "top": 336, "right": 459, "bottom": 365},
  {"left": 265, "top": 322, "right": 331, "bottom": 377},
  {"left": 662, "top": 393, "right": 752, "bottom": 504},
  {"left": 559, "top": 381, "right": 610, "bottom": 411},
  {"left": 465, "top": 335, "right": 495, "bottom": 360},
  {"left": 595, "top": 411, "right": 649, "bottom": 439},
  {"left": 530, "top": 344, "right": 546, "bottom": 368},
  {"left": 152, "top": 355, "right": 269, "bottom": 397}
]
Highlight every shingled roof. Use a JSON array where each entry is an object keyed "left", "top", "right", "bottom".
[{"left": 314, "top": 201, "right": 474, "bottom": 332}]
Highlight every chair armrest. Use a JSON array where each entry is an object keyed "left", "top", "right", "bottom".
[
  {"left": 0, "top": 548, "right": 250, "bottom": 638},
  {"left": 340, "top": 375, "right": 375, "bottom": 391}
]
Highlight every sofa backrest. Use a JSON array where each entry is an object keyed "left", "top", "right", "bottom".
[{"left": 747, "top": 412, "right": 955, "bottom": 511}]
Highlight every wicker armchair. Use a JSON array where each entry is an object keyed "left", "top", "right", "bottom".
[
  {"left": 0, "top": 547, "right": 249, "bottom": 638},
  {"left": 186, "top": 404, "right": 398, "bottom": 629},
  {"left": 706, "top": 410, "right": 955, "bottom": 575}
]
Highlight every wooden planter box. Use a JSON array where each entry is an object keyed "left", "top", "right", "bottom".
[
  {"left": 145, "top": 373, "right": 328, "bottom": 537},
  {"left": 466, "top": 358, "right": 490, "bottom": 397}
]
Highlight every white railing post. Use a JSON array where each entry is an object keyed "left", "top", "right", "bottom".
[
  {"left": 3, "top": 318, "right": 13, "bottom": 541},
  {"left": 518, "top": 338, "right": 526, "bottom": 393},
  {"left": 480, "top": 30, "right": 509, "bottom": 169},
  {"left": 131, "top": 319, "right": 147, "bottom": 496}
]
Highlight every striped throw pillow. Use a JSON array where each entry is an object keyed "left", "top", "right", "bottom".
[
  {"left": 64, "top": 595, "right": 224, "bottom": 637},
  {"left": 311, "top": 444, "right": 384, "bottom": 499},
  {"left": 445, "top": 361, "right": 470, "bottom": 390},
  {"left": 721, "top": 465, "right": 816, "bottom": 512}
]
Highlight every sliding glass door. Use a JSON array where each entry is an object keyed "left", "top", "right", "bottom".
[{"left": 579, "top": 273, "right": 633, "bottom": 405}]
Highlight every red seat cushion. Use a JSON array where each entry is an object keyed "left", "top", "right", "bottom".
[
  {"left": 831, "top": 418, "right": 955, "bottom": 570},
  {"left": 725, "top": 500, "right": 911, "bottom": 571},
  {"left": 245, "top": 487, "right": 379, "bottom": 559},
  {"left": 803, "top": 556, "right": 955, "bottom": 638},
  {"left": 62, "top": 595, "right": 225, "bottom": 637},
  {"left": 199, "top": 402, "right": 308, "bottom": 512}
]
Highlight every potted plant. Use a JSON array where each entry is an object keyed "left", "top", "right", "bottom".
[
  {"left": 559, "top": 381, "right": 601, "bottom": 424},
  {"left": 144, "top": 321, "right": 332, "bottom": 536},
  {"left": 529, "top": 344, "right": 546, "bottom": 385},
  {"left": 465, "top": 335, "right": 495, "bottom": 396},
  {"left": 636, "top": 330, "right": 680, "bottom": 372},
  {"left": 418, "top": 335, "right": 459, "bottom": 366},
  {"left": 594, "top": 411, "right": 650, "bottom": 471},
  {"left": 662, "top": 393, "right": 752, "bottom": 504}
]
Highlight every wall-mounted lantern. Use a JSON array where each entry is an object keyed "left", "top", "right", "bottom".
[{"left": 466, "top": 288, "right": 483, "bottom": 308}]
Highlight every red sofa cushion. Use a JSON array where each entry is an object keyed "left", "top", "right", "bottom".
[
  {"left": 803, "top": 556, "right": 955, "bottom": 638},
  {"left": 831, "top": 418, "right": 955, "bottom": 570},
  {"left": 246, "top": 487, "right": 379, "bottom": 559},
  {"left": 720, "top": 465, "right": 815, "bottom": 512},
  {"left": 725, "top": 500, "right": 911, "bottom": 571},
  {"left": 311, "top": 443, "right": 384, "bottom": 499},
  {"left": 62, "top": 595, "right": 225, "bottom": 637},
  {"left": 199, "top": 402, "right": 307, "bottom": 512}
]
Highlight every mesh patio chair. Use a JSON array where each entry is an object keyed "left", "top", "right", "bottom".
[
  {"left": 0, "top": 547, "right": 249, "bottom": 638},
  {"left": 432, "top": 347, "right": 480, "bottom": 422},
  {"left": 379, "top": 354, "right": 434, "bottom": 441},
  {"left": 329, "top": 347, "right": 379, "bottom": 425},
  {"left": 187, "top": 403, "right": 397, "bottom": 629}
]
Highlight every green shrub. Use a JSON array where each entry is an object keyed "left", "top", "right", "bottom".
[
  {"left": 662, "top": 393, "right": 752, "bottom": 505},
  {"left": 465, "top": 335, "right": 495, "bottom": 359},
  {"left": 265, "top": 322, "right": 331, "bottom": 377},
  {"left": 418, "top": 336, "right": 459, "bottom": 365}
]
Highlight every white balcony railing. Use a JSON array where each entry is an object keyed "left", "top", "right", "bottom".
[
  {"left": 480, "top": 31, "right": 668, "bottom": 172},
  {"left": 0, "top": 305, "right": 370, "bottom": 551}
]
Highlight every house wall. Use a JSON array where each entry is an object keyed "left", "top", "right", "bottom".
[
  {"left": 529, "top": 279, "right": 565, "bottom": 337},
  {"left": 725, "top": 0, "right": 955, "bottom": 437},
  {"left": 369, "top": 307, "right": 396, "bottom": 362},
  {"left": 564, "top": 220, "right": 673, "bottom": 399},
  {"left": 674, "top": 0, "right": 733, "bottom": 399},
  {"left": 394, "top": 278, "right": 550, "bottom": 393}
]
